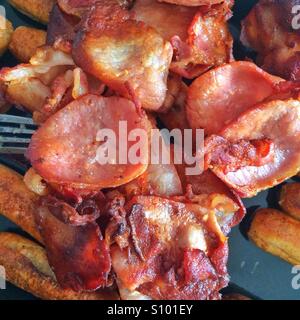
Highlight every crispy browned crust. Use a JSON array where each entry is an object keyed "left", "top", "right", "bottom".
[
  {"left": 7, "top": 0, "right": 55, "bottom": 24},
  {"left": 9, "top": 26, "right": 46, "bottom": 62},
  {"left": 0, "top": 17, "right": 13, "bottom": 57},
  {"left": 279, "top": 183, "right": 300, "bottom": 221},
  {"left": 0, "top": 233, "right": 119, "bottom": 300},
  {"left": 0, "top": 164, "right": 42, "bottom": 243},
  {"left": 249, "top": 208, "right": 300, "bottom": 265}
]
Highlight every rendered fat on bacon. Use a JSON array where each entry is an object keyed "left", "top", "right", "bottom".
[
  {"left": 133, "top": 0, "right": 233, "bottom": 79},
  {"left": 0, "top": 46, "right": 75, "bottom": 114},
  {"left": 119, "top": 158, "right": 183, "bottom": 199},
  {"left": 185, "top": 170, "right": 246, "bottom": 227},
  {"left": 72, "top": 2, "right": 173, "bottom": 111},
  {"left": 27, "top": 94, "right": 151, "bottom": 190},
  {"left": 207, "top": 99, "right": 300, "bottom": 198},
  {"left": 111, "top": 195, "right": 238, "bottom": 300},
  {"left": 186, "top": 61, "right": 283, "bottom": 135},
  {"left": 36, "top": 198, "right": 111, "bottom": 291}
]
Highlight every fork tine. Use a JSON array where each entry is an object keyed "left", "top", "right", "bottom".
[
  {"left": 0, "top": 127, "right": 36, "bottom": 134},
  {"left": 0, "top": 114, "right": 36, "bottom": 154},
  {"left": 0, "top": 147, "right": 28, "bottom": 154},
  {"left": 0, "top": 114, "right": 36, "bottom": 126},
  {"left": 0, "top": 137, "right": 31, "bottom": 144}
]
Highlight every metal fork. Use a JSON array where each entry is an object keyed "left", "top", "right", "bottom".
[{"left": 0, "top": 115, "right": 37, "bottom": 154}]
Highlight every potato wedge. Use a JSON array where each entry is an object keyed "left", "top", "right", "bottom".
[
  {"left": 279, "top": 183, "right": 300, "bottom": 221},
  {"left": 0, "top": 233, "right": 119, "bottom": 300},
  {"left": 0, "top": 164, "right": 42, "bottom": 243},
  {"left": 7, "top": 0, "right": 55, "bottom": 24},
  {"left": 0, "top": 16, "right": 13, "bottom": 57},
  {"left": 249, "top": 208, "right": 300, "bottom": 265},
  {"left": 9, "top": 26, "right": 46, "bottom": 62}
]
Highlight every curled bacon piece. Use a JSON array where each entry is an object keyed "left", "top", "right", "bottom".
[
  {"left": 111, "top": 195, "right": 238, "bottom": 300},
  {"left": 186, "top": 61, "right": 282, "bottom": 135},
  {"left": 42, "top": 70, "right": 73, "bottom": 115},
  {"left": 0, "top": 46, "right": 74, "bottom": 83},
  {"left": 5, "top": 78, "right": 51, "bottom": 113},
  {"left": 180, "top": 170, "right": 246, "bottom": 227},
  {"left": 241, "top": 0, "right": 300, "bottom": 80},
  {"left": 119, "top": 160, "right": 183, "bottom": 199},
  {"left": 41, "top": 195, "right": 100, "bottom": 226},
  {"left": 27, "top": 95, "right": 151, "bottom": 190},
  {"left": 119, "top": 144, "right": 183, "bottom": 199},
  {"left": 73, "top": 2, "right": 172, "bottom": 111},
  {"left": 0, "top": 46, "right": 74, "bottom": 114},
  {"left": 133, "top": 0, "right": 233, "bottom": 79},
  {"left": 118, "top": 124, "right": 183, "bottom": 198},
  {"left": 36, "top": 200, "right": 111, "bottom": 291},
  {"left": 205, "top": 135, "right": 275, "bottom": 174},
  {"left": 209, "top": 99, "right": 300, "bottom": 198}
]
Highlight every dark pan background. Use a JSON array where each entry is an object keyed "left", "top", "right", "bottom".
[{"left": 0, "top": 0, "right": 299, "bottom": 300}]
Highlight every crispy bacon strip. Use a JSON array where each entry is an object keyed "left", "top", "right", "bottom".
[
  {"left": 209, "top": 99, "right": 300, "bottom": 198},
  {"left": 5, "top": 78, "right": 51, "bottom": 113},
  {"left": 119, "top": 126, "right": 183, "bottom": 198},
  {"left": 42, "top": 70, "right": 73, "bottom": 115},
  {"left": 42, "top": 195, "right": 100, "bottom": 226},
  {"left": 111, "top": 195, "right": 238, "bottom": 300},
  {"left": 205, "top": 135, "right": 275, "bottom": 174},
  {"left": 36, "top": 201, "right": 111, "bottom": 291},
  {"left": 27, "top": 95, "right": 151, "bottom": 190},
  {"left": 241, "top": 0, "right": 300, "bottom": 80},
  {"left": 133, "top": 0, "right": 233, "bottom": 79},
  {"left": 0, "top": 46, "right": 74, "bottom": 114},
  {"left": 180, "top": 170, "right": 246, "bottom": 227},
  {"left": 73, "top": 2, "right": 172, "bottom": 111},
  {"left": 186, "top": 61, "right": 283, "bottom": 135},
  {"left": 119, "top": 126, "right": 182, "bottom": 200},
  {"left": 0, "top": 48, "right": 74, "bottom": 82},
  {"left": 119, "top": 161, "right": 183, "bottom": 199}
]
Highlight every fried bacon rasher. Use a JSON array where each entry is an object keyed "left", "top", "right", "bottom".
[
  {"left": 27, "top": 95, "right": 151, "bottom": 190},
  {"left": 110, "top": 194, "right": 239, "bottom": 300},
  {"left": 186, "top": 61, "right": 283, "bottom": 135},
  {"left": 241, "top": 0, "right": 300, "bottom": 80},
  {"left": 3, "top": 0, "right": 300, "bottom": 302},
  {"left": 133, "top": 0, "right": 233, "bottom": 79},
  {"left": 36, "top": 197, "right": 111, "bottom": 291},
  {"left": 72, "top": 1, "right": 173, "bottom": 111},
  {"left": 207, "top": 99, "right": 300, "bottom": 198}
]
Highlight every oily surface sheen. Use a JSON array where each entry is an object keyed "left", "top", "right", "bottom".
[
  {"left": 27, "top": 95, "right": 150, "bottom": 189},
  {"left": 187, "top": 61, "right": 282, "bottom": 135},
  {"left": 210, "top": 99, "right": 300, "bottom": 197}
]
